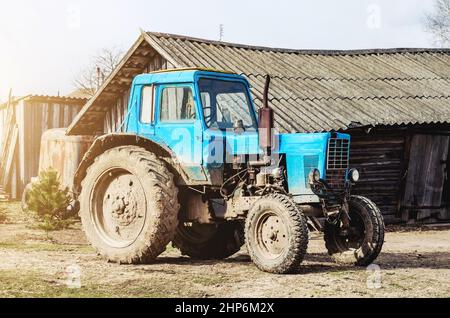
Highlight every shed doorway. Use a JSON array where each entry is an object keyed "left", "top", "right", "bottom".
[{"left": 402, "top": 134, "right": 450, "bottom": 222}]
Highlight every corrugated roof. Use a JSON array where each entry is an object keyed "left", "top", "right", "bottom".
[
  {"left": 67, "top": 32, "right": 450, "bottom": 134},
  {"left": 0, "top": 94, "right": 87, "bottom": 110}
]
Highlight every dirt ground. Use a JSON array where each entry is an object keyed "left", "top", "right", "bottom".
[{"left": 0, "top": 202, "right": 449, "bottom": 298}]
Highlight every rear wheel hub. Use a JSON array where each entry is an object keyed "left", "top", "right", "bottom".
[{"left": 93, "top": 170, "right": 146, "bottom": 248}]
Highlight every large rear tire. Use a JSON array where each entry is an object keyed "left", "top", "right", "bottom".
[
  {"left": 173, "top": 221, "right": 245, "bottom": 260},
  {"left": 324, "top": 195, "right": 385, "bottom": 266},
  {"left": 79, "top": 146, "right": 179, "bottom": 264},
  {"left": 245, "top": 194, "right": 309, "bottom": 274}
]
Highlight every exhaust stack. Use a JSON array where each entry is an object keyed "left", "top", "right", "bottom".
[{"left": 258, "top": 75, "right": 274, "bottom": 152}]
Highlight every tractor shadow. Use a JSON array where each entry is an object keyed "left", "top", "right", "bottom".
[
  {"left": 299, "top": 251, "right": 450, "bottom": 274},
  {"left": 146, "top": 251, "right": 450, "bottom": 275},
  {"left": 153, "top": 253, "right": 253, "bottom": 266}
]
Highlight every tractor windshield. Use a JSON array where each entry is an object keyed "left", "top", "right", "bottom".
[{"left": 198, "top": 78, "right": 257, "bottom": 131}]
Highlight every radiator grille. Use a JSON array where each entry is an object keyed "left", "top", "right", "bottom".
[
  {"left": 326, "top": 137, "right": 350, "bottom": 189},
  {"left": 327, "top": 138, "right": 350, "bottom": 170}
]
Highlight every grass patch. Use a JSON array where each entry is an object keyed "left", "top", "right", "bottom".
[
  {"left": 0, "top": 242, "right": 94, "bottom": 253},
  {"left": 327, "top": 269, "right": 355, "bottom": 277},
  {"left": 164, "top": 244, "right": 179, "bottom": 254},
  {"left": 0, "top": 270, "right": 202, "bottom": 298},
  {"left": 0, "top": 202, "right": 28, "bottom": 223},
  {"left": 192, "top": 275, "right": 229, "bottom": 286},
  {"left": 388, "top": 282, "right": 409, "bottom": 291},
  {"left": 0, "top": 270, "right": 125, "bottom": 298},
  {"left": 0, "top": 270, "right": 113, "bottom": 298}
]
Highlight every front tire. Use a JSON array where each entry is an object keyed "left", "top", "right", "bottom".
[
  {"left": 79, "top": 146, "right": 179, "bottom": 264},
  {"left": 324, "top": 195, "right": 385, "bottom": 266},
  {"left": 245, "top": 194, "right": 309, "bottom": 274}
]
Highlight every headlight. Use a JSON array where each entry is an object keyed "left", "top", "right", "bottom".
[
  {"left": 309, "top": 169, "right": 321, "bottom": 183},
  {"left": 349, "top": 169, "right": 360, "bottom": 183}
]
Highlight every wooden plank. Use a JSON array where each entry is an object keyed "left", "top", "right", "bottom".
[
  {"left": 0, "top": 94, "right": 16, "bottom": 184},
  {"left": 16, "top": 100, "right": 26, "bottom": 196},
  {"left": 122, "top": 66, "right": 145, "bottom": 73},
  {"left": 128, "top": 55, "right": 152, "bottom": 65},
  {"left": 397, "top": 131, "right": 412, "bottom": 218},
  {"left": 63, "top": 104, "right": 70, "bottom": 127},
  {"left": 1, "top": 124, "right": 18, "bottom": 187}
]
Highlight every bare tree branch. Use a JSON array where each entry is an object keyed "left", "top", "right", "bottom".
[
  {"left": 72, "top": 46, "right": 124, "bottom": 97},
  {"left": 424, "top": 0, "right": 450, "bottom": 47}
]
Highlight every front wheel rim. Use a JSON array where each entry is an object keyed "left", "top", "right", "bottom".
[
  {"left": 91, "top": 168, "right": 147, "bottom": 248},
  {"left": 254, "top": 211, "right": 289, "bottom": 260},
  {"left": 335, "top": 207, "right": 367, "bottom": 251}
]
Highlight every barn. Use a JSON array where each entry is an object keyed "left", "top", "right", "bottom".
[
  {"left": 65, "top": 31, "right": 450, "bottom": 224},
  {"left": 0, "top": 95, "right": 87, "bottom": 200}
]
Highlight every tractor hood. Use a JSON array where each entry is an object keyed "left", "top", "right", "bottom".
[
  {"left": 278, "top": 133, "right": 330, "bottom": 195},
  {"left": 203, "top": 129, "right": 350, "bottom": 196},
  {"left": 203, "top": 129, "right": 349, "bottom": 164},
  {"left": 278, "top": 132, "right": 351, "bottom": 196}
]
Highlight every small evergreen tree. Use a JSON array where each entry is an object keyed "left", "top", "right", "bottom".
[{"left": 26, "top": 168, "right": 74, "bottom": 232}]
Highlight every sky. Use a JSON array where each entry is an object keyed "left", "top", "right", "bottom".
[{"left": 0, "top": 0, "right": 440, "bottom": 102}]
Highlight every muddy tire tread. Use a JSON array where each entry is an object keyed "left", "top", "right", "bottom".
[
  {"left": 79, "top": 146, "right": 179, "bottom": 264},
  {"left": 324, "top": 195, "right": 385, "bottom": 266},
  {"left": 245, "top": 194, "right": 309, "bottom": 274}
]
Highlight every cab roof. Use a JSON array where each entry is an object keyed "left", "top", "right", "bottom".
[{"left": 133, "top": 68, "right": 248, "bottom": 85}]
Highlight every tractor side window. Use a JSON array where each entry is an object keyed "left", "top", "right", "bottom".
[
  {"left": 160, "top": 87, "right": 196, "bottom": 122},
  {"left": 140, "top": 86, "right": 154, "bottom": 124}
]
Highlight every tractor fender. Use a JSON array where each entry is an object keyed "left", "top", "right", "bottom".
[{"left": 73, "top": 133, "right": 190, "bottom": 195}]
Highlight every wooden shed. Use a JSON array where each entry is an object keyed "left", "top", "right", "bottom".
[
  {"left": 0, "top": 95, "right": 87, "bottom": 199},
  {"left": 66, "top": 31, "right": 450, "bottom": 224}
]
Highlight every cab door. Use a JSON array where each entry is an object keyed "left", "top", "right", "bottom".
[
  {"left": 137, "top": 85, "right": 156, "bottom": 136},
  {"left": 154, "top": 83, "right": 206, "bottom": 181}
]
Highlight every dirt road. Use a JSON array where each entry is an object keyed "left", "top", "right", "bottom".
[{"left": 0, "top": 202, "right": 449, "bottom": 298}]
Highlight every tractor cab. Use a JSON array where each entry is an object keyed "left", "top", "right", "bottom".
[{"left": 125, "top": 69, "right": 261, "bottom": 182}]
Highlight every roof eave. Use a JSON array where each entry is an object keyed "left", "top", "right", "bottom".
[{"left": 67, "top": 34, "right": 151, "bottom": 136}]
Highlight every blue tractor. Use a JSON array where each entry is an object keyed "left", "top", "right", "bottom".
[{"left": 74, "top": 69, "right": 385, "bottom": 274}]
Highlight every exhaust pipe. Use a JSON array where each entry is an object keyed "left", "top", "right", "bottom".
[
  {"left": 250, "top": 75, "right": 274, "bottom": 167},
  {"left": 258, "top": 75, "right": 274, "bottom": 153}
]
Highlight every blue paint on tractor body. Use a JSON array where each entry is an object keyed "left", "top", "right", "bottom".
[{"left": 124, "top": 69, "right": 351, "bottom": 195}]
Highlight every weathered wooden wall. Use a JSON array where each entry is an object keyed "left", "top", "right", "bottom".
[
  {"left": 349, "top": 125, "right": 450, "bottom": 224},
  {"left": 401, "top": 132, "right": 450, "bottom": 222},
  {"left": 348, "top": 127, "right": 406, "bottom": 224},
  {"left": 0, "top": 97, "right": 85, "bottom": 199}
]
